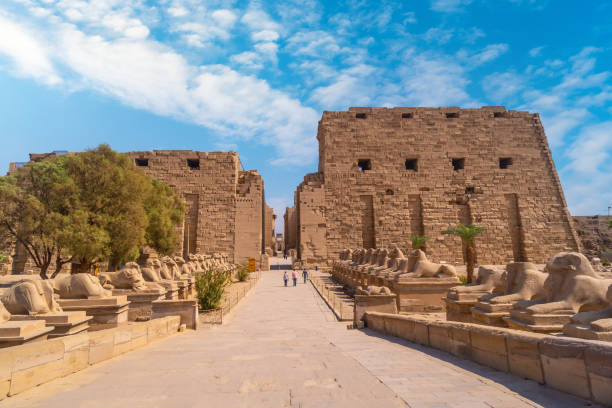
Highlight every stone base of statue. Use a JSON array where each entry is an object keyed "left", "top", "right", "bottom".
[
  {"left": 0, "top": 320, "right": 54, "bottom": 348},
  {"left": 443, "top": 297, "right": 478, "bottom": 323},
  {"left": 504, "top": 309, "right": 573, "bottom": 334},
  {"left": 392, "top": 277, "right": 460, "bottom": 313},
  {"left": 10, "top": 311, "right": 92, "bottom": 339},
  {"left": 154, "top": 281, "right": 178, "bottom": 300},
  {"left": 111, "top": 289, "right": 166, "bottom": 322},
  {"left": 563, "top": 322, "right": 612, "bottom": 341},
  {"left": 471, "top": 301, "right": 513, "bottom": 327},
  {"left": 58, "top": 296, "right": 130, "bottom": 331},
  {"left": 176, "top": 280, "right": 189, "bottom": 300}
]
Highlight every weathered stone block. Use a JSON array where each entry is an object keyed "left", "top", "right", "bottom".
[{"left": 539, "top": 337, "right": 590, "bottom": 400}]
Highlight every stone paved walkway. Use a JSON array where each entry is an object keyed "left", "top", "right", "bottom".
[{"left": 1, "top": 272, "right": 596, "bottom": 408}]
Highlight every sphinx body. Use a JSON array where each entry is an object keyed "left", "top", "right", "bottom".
[
  {"left": 568, "top": 283, "right": 612, "bottom": 332},
  {"left": 0, "top": 300, "right": 10, "bottom": 323},
  {"left": 140, "top": 258, "right": 163, "bottom": 282},
  {"left": 0, "top": 279, "right": 60, "bottom": 315},
  {"left": 51, "top": 273, "right": 111, "bottom": 299},
  {"left": 447, "top": 266, "right": 505, "bottom": 300},
  {"left": 400, "top": 249, "right": 457, "bottom": 278},
  {"left": 482, "top": 262, "right": 547, "bottom": 305},
  {"left": 99, "top": 262, "right": 163, "bottom": 291},
  {"left": 525, "top": 252, "right": 612, "bottom": 315}
]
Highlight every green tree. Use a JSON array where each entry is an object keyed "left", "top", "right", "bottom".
[
  {"left": 196, "top": 269, "right": 230, "bottom": 310},
  {"left": 408, "top": 235, "right": 428, "bottom": 250},
  {"left": 144, "top": 180, "right": 184, "bottom": 255},
  {"left": 442, "top": 223, "right": 486, "bottom": 284},
  {"left": 64, "top": 145, "right": 151, "bottom": 270},
  {"left": 0, "top": 158, "right": 79, "bottom": 278}
]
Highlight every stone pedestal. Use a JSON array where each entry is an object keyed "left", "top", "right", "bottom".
[
  {"left": 392, "top": 277, "right": 459, "bottom": 313},
  {"left": 58, "top": 296, "right": 130, "bottom": 331},
  {"left": 563, "top": 322, "right": 612, "bottom": 341},
  {"left": 152, "top": 299, "right": 198, "bottom": 330},
  {"left": 176, "top": 281, "right": 188, "bottom": 300},
  {"left": 504, "top": 309, "right": 573, "bottom": 333},
  {"left": 354, "top": 294, "right": 397, "bottom": 325},
  {"left": 443, "top": 298, "right": 478, "bottom": 323},
  {"left": 10, "top": 311, "right": 92, "bottom": 339},
  {"left": 471, "top": 301, "right": 514, "bottom": 327},
  {"left": 0, "top": 320, "right": 54, "bottom": 348},
  {"left": 111, "top": 289, "right": 166, "bottom": 322},
  {"left": 157, "top": 281, "right": 179, "bottom": 300}
]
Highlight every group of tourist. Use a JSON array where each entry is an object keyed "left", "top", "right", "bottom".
[{"left": 283, "top": 269, "right": 308, "bottom": 286}]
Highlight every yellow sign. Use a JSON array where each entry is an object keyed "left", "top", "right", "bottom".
[{"left": 248, "top": 258, "right": 256, "bottom": 272}]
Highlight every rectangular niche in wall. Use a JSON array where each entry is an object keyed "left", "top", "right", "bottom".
[
  {"left": 183, "top": 194, "right": 199, "bottom": 258},
  {"left": 360, "top": 195, "right": 375, "bottom": 249}
]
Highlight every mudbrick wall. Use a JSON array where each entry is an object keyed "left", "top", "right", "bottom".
[{"left": 288, "top": 107, "right": 581, "bottom": 265}]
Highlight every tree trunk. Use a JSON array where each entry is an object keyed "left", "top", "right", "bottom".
[
  {"left": 466, "top": 243, "right": 475, "bottom": 284},
  {"left": 38, "top": 262, "right": 50, "bottom": 279}
]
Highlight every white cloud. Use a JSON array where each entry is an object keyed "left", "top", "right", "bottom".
[
  {"left": 430, "top": 0, "right": 472, "bottom": 13},
  {"left": 561, "top": 122, "right": 612, "bottom": 215},
  {"left": 286, "top": 31, "right": 342, "bottom": 57},
  {"left": 541, "top": 109, "right": 590, "bottom": 147},
  {"left": 482, "top": 72, "right": 524, "bottom": 102},
  {"left": 423, "top": 27, "right": 454, "bottom": 45},
  {"left": 400, "top": 52, "right": 472, "bottom": 106},
  {"left": 310, "top": 65, "right": 376, "bottom": 108},
  {"left": 211, "top": 9, "right": 237, "bottom": 28},
  {"left": 529, "top": 46, "right": 544, "bottom": 57},
  {"left": 468, "top": 43, "right": 509, "bottom": 66},
  {"left": 0, "top": 14, "right": 61, "bottom": 85},
  {"left": 252, "top": 29, "right": 279, "bottom": 42}
]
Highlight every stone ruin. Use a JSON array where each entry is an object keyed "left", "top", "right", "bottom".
[
  {"left": 285, "top": 107, "right": 581, "bottom": 267},
  {"left": 0, "top": 250, "right": 238, "bottom": 348},
  {"left": 333, "top": 246, "right": 459, "bottom": 313},
  {"left": 7, "top": 150, "right": 273, "bottom": 274}
]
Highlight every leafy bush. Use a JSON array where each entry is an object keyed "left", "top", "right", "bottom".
[
  {"left": 0, "top": 253, "right": 6, "bottom": 262},
  {"left": 196, "top": 269, "right": 230, "bottom": 310},
  {"left": 408, "top": 235, "right": 428, "bottom": 250},
  {"left": 458, "top": 275, "right": 468, "bottom": 285},
  {"left": 236, "top": 265, "right": 250, "bottom": 282},
  {"left": 603, "top": 260, "right": 611, "bottom": 267}
]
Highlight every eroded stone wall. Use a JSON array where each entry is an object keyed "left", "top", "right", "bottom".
[
  {"left": 293, "top": 107, "right": 580, "bottom": 265},
  {"left": 284, "top": 206, "right": 297, "bottom": 251},
  {"left": 234, "top": 170, "right": 264, "bottom": 266}
]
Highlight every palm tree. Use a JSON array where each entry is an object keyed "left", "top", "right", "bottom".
[
  {"left": 408, "top": 235, "right": 428, "bottom": 250},
  {"left": 442, "top": 223, "right": 486, "bottom": 284}
]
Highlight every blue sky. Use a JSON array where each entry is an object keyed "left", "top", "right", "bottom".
[{"left": 0, "top": 0, "right": 611, "bottom": 232}]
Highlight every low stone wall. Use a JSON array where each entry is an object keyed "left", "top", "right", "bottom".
[
  {"left": 0, "top": 316, "right": 181, "bottom": 400},
  {"left": 364, "top": 312, "right": 612, "bottom": 406},
  {"left": 152, "top": 300, "right": 198, "bottom": 330}
]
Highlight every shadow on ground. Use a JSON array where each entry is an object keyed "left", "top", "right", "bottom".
[{"left": 359, "top": 328, "right": 597, "bottom": 408}]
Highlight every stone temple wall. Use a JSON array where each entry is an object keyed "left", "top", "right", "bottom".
[
  {"left": 234, "top": 170, "right": 264, "bottom": 266},
  {"left": 283, "top": 206, "right": 297, "bottom": 251},
  {"left": 263, "top": 205, "right": 276, "bottom": 253},
  {"left": 7, "top": 149, "right": 267, "bottom": 272},
  {"left": 129, "top": 150, "right": 242, "bottom": 261},
  {"left": 290, "top": 106, "right": 581, "bottom": 265},
  {"left": 295, "top": 172, "right": 327, "bottom": 263}
]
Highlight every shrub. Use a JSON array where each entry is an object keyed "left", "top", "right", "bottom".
[
  {"left": 195, "top": 269, "right": 230, "bottom": 310},
  {"left": 458, "top": 275, "right": 468, "bottom": 285},
  {"left": 0, "top": 253, "right": 6, "bottom": 262},
  {"left": 236, "top": 265, "right": 250, "bottom": 282},
  {"left": 408, "top": 235, "right": 428, "bottom": 250},
  {"left": 603, "top": 260, "right": 611, "bottom": 267}
]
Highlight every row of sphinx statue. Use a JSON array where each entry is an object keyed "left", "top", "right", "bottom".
[
  {"left": 333, "top": 248, "right": 612, "bottom": 339},
  {"left": 334, "top": 247, "right": 459, "bottom": 284},
  {"left": 0, "top": 253, "right": 235, "bottom": 324}
]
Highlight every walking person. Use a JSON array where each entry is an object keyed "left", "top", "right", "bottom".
[
  {"left": 283, "top": 271, "right": 288, "bottom": 287},
  {"left": 291, "top": 270, "right": 298, "bottom": 286},
  {"left": 302, "top": 269, "right": 308, "bottom": 284}
]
